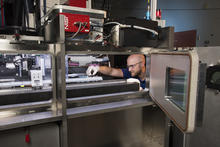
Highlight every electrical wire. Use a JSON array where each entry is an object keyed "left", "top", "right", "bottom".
[
  {"left": 103, "top": 34, "right": 111, "bottom": 39},
  {"left": 24, "top": 0, "right": 30, "bottom": 29},
  {"left": 104, "top": 22, "right": 121, "bottom": 26},
  {"left": 102, "top": 0, "right": 106, "bottom": 10},
  {"left": 71, "top": 22, "right": 82, "bottom": 39},
  {"left": 122, "top": 25, "right": 159, "bottom": 35},
  {"left": 79, "top": 22, "right": 88, "bottom": 32},
  {"left": 65, "top": 22, "right": 89, "bottom": 39},
  {"left": 104, "top": 21, "right": 158, "bottom": 35}
]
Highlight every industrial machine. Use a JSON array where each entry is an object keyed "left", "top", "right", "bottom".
[
  {"left": 104, "top": 17, "right": 173, "bottom": 48},
  {"left": 0, "top": 0, "right": 219, "bottom": 147},
  {"left": 44, "top": 5, "right": 106, "bottom": 43},
  {"left": 163, "top": 47, "right": 220, "bottom": 147},
  {"left": 0, "top": 4, "right": 153, "bottom": 147}
]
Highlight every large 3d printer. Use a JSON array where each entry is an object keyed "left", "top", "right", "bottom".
[{"left": 0, "top": 1, "right": 219, "bottom": 147}]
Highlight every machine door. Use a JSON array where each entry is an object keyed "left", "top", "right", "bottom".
[{"left": 149, "top": 51, "right": 199, "bottom": 133}]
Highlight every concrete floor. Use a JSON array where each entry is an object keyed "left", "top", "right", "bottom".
[{"left": 143, "top": 106, "right": 166, "bottom": 147}]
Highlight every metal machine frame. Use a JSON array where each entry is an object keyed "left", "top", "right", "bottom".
[
  {"left": 57, "top": 42, "right": 154, "bottom": 147},
  {"left": 163, "top": 47, "right": 220, "bottom": 147},
  {"left": 3, "top": 3, "right": 217, "bottom": 147},
  {"left": 149, "top": 51, "right": 199, "bottom": 133},
  {"left": 42, "top": 6, "right": 158, "bottom": 146},
  {"left": 0, "top": 39, "right": 63, "bottom": 132},
  {"left": 0, "top": 7, "right": 156, "bottom": 147}
]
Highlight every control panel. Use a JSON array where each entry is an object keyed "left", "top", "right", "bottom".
[{"left": 60, "top": 13, "right": 90, "bottom": 33}]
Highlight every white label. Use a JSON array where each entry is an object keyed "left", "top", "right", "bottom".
[
  {"left": 64, "top": 15, "right": 69, "bottom": 30},
  {"left": 31, "top": 70, "right": 43, "bottom": 87}
]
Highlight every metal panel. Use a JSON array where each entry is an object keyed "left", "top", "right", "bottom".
[
  {"left": 45, "top": 15, "right": 65, "bottom": 43},
  {"left": 149, "top": 51, "right": 199, "bottom": 133},
  {"left": 195, "top": 63, "right": 206, "bottom": 127},
  {"left": 66, "top": 80, "right": 139, "bottom": 99},
  {"left": 164, "top": 47, "right": 220, "bottom": 147},
  {"left": 67, "top": 108, "right": 144, "bottom": 147},
  {"left": 184, "top": 47, "right": 220, "bottom": 147},
  {"left": 0, "top": 88, "right": 52, "bottom": 105},
  {"left": 45, "top": 5, "right": 106, "bottom": 19},
  {"left": 0, "top": 123, "right": 60, "bottom": 147},
  {"left": 54, "top": 43, "right": 68, "bottom": 147},
  {"left": 0, "top": 40, "right": 60, "bottom": 132}
]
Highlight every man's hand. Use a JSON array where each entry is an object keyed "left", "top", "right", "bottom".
[{"left": 86, "top": 65, "right": 100, "bottom": 76}]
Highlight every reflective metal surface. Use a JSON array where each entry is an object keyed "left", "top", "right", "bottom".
[
  {"left": 44, "top": 5, "right": 106, "bottom": 20},
  {"left": 68, "top": 108, "right": 144, "bottom": 147},
  {"left": 0, "top": 123, "right": 60, "bottom": 147},
  {"left": 184, "top": 47, "right": 220, "bottom": 147},
  {"left": 164, "top": 47, "right": 220, "bottom": 147},
  {"left": 0, "top": 39, "right": 52, "bottom": 53},
  {"left": 0, "top": 111, "right": 62, "bottom": 131},
  {"left": 150, "top": 51, "right": 199, "bottom": 133},
  {"left": 65, "top": 42, "right": 152, "bottom": 54},
  {"left": 45, "top": 15, "right": 65, "bottom": 43},
  {"left": 54, "top": 43, "right": 68, "bottom": 147},
  {"left": 67, "top": 98, "right": 152, "bottom": 119},
  {"left": 0, "top": 8, "right": 157, "bottom": 147},
  {"left": 0, "top": 40, "right": 58, "bottom": 132}
]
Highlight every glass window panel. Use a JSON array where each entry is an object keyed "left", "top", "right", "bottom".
[
  {"left": 166, "top": 67, "right": 188, "bottom": 112},
  {"left": 0, "top": 53, "right": 52, "bottom": 89}
]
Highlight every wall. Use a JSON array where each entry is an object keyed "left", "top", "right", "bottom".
[
  {"left": 93, "top": 0, "right": 220, "bottom": 46},
  {"left": 158, "top": 0, "right": 220, "bottom": 46}
]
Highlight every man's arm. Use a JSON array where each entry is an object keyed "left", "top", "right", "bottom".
[
  {"left": 86, "top": 65, "right": 124, "bottom": 77},
  {"left": 99, "top": 66, "right": 123, "bottom": 77}
]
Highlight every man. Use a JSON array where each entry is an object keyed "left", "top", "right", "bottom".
[{"left": 86, "top": 54, "right": 146, "bottom": 89}]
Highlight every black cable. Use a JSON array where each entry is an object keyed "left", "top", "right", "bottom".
[
  {"left": 102, "top": 0, "right": 106, "bottom": 10},
  {"left": 43, "top": 0, "right": 46, "bottom": 15},
  {"left": 1, "top": 0, "right": 4, "bottom": 26},
  {"left": 108, "top": 0, "right": 110, "bottom": 11},
  {"left": 92, "top": 0, "right": 95, "bottom": 8},
  {"left": 14, "top": 0, "right": 23, "bottom": 27},
  {"left": 24, "top": 0, "right": 30, "bottom": 29},
  {"left": 35, "top": 0, "right": 41, "bottom": 34}
]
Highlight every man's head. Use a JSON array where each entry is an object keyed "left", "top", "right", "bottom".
[{"left": 127, "top": 54, "right": 146, "bottom": 78}]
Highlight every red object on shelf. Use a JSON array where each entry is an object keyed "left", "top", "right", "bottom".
[
  {"left": 156, "top": 9, "right": 162, "bottom": 19},
  {"left": 59, "top": 13, "right": 90, "bottom": 33},
  {"left": 25, "top": 134, "right": 30, "bottom": 143},
  {"left": 68, "top": 0, "right": 86, "bottom": 8}
]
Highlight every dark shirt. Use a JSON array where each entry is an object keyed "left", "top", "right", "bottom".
[{"left": 121, "top": 68, "right": 146, "bottom": 89}]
